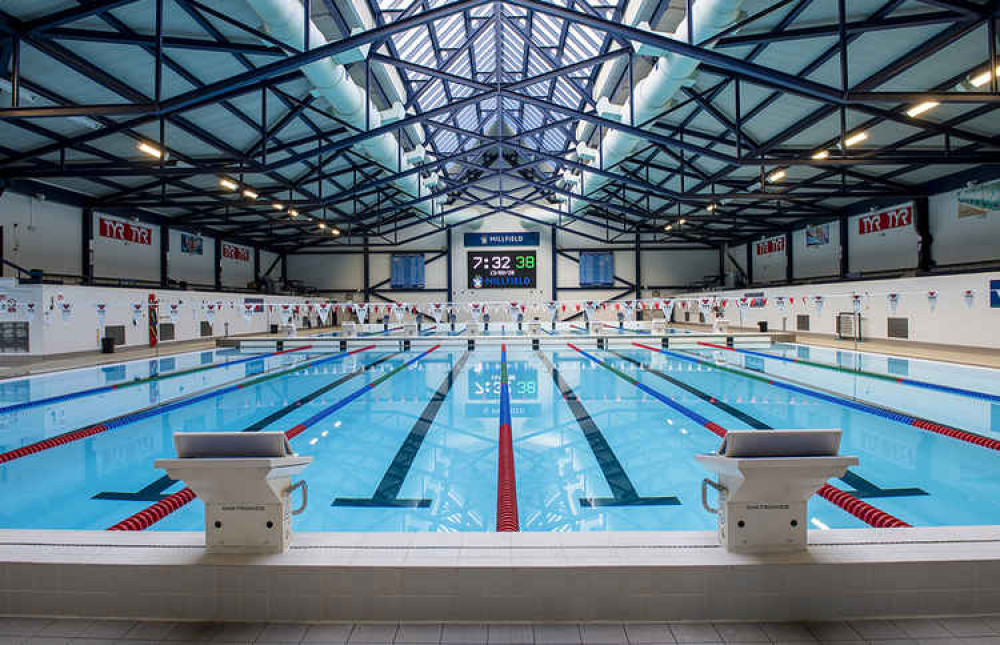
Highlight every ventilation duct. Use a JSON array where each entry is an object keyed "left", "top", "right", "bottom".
[
  {"left": 245, "top": 0, "right": 434, "bottom": 215},
  {"left": 570, "top": 0, "right": 747, "bottom": 212}
]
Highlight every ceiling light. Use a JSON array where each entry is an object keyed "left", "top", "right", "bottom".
[
  {"left": 665, "top": 224, "right": 673, "bottom": 231},
  {"left": 811, "top": 150, "right": 830, "bottom": 160},
  {"left": 137, "top": 142, "right": 163, "bottom": 159},
  {"left": 318, "top": 222, "right": 326, "bottom": 230},
  {"left": 331, "top": 227, "right": 340, "bottom": 236},
  {"left": 219, "top": 178, "right": 238, "bottom": 191},
  {"left": 678, "top": 218, "right": 687, "bottom": 225},
  {"left": 242, "top": 189, "right": 258, "bottom": 200},
  {"left": 843, "top": 131, "right": 868, "bottom": 148},
  {"left": 288, "top": 209, "right": 298, "bottom": 217},
  {"left": 272, "top": 202, "right": 284, "bottom": 211},
  {"left": 906, "top": 101, "right": 939, "bottom": 118},
  {"left": 706, "top": 204, "right": 717, "bottom": 212},
  {"left": 969, "top": 65, "right": 1000, "bottom": 88},
  {"left": 767, "top": 169, "right": 786, "bottom": 183}
]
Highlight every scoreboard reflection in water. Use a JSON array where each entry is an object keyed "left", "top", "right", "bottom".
[{"left": 467, "top": 251, "right": 537, "bottom": 289}]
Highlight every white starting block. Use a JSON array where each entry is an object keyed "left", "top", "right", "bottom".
[
  {"left": 712, "top": 318, "right": 730, "bottom": 333},
  {"left": 695, "top": 430, "right": 857, "bottom": 554},
  {"left": 155, "top": 432, "right": 312, "bottom": 554}
]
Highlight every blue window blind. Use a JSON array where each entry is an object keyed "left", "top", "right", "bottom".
[
  {"left": 391, "top": 254, "right": 425, "bottom": 289},
  {"left": 579, "top": 251, "right": 614, "bottom": 287}
]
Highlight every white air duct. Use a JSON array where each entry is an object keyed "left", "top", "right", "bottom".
[
  {"left": 245, "top": 0, "right": 433, "bottom": 213},
  {"left": 570, "top": 0, "right": 746, "bottom": 212}
]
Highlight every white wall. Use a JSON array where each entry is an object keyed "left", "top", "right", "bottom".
[
  {"left": 0, "top": 192, "right": 81, "bottom": 277},
  {"left": 793, "top": 224, "right": 840, "bottom": 279},
  {"left": 848, "top": 202, "right": 920, "bottom": 274},
  {"left": 750, "top": 235, "right": 787, "bottom": 284},
  {"left": 92, "top": 212, "right": 160, "bottom": 283},
  {"left": 169, "top": 230, "right": 214, "bottom": 287},
  {"left": 0, "top": 284, "right": 315, "bottom": 356},
  {"left": 684, "top": 271, "right": 1000, "bottom": 348},
  {"left": 929, "top": 180, "right": 1000, "bottom": 266},
  {"left": 219, "top": 242, "right": 254, "bottom": 289}
]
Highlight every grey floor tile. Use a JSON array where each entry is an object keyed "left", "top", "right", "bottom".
[
  {"left": 301, "top": 624, "right": 354, "bottom": 644},
  {"left": 982, "top": 618, "right": 1000, "bottom": 634},
  {"left": 846, "top": 622, "right": 906, "bottom": 642},
  {"left": 257, "top": 624, "right": 310, "bottom": 643},
  {"left": 803, "top": 623, "right": 862, "bottom": 642},
  {"left": 22, "top": 639, "right": 73, "bottom": 645},
  {"left": 124, "top": 622, "right": 179, "bottom": 641},
  {"left": 942, "top": 619, "right": 998, "bottom": 638},
  {"left": 534, "top": 625, "right": 581, "bottom": 645},
  {"left": 487, "top": 623, "right": 534, "bottom": 645},
  {"left": 441, "top": 624, "right": 487, "bottom": 645},
  {"left": 164, "top": 623, "right": 225, "bottom": 642},
  {"left": 211, "top": 623, "right": 266, "bottom": 643},
  {"left": 395, "top": 624, "right": 442, "bottom": 644},
  {"left": 0, "top": 637, "right": 27, "bottom": 645},
  {"left": 624, "top": 623, "right": 674, "bottom": 645},
  {"left": 36, "top": 620, "right": 95, "bottom": 638},
  {"left": 959, "top": 638, "right": 1000, "bottom": 645},
  {"left": 347, "top": 624, "right": 397, "bottom": 645},
  {"left": 0, "top": 620, "right": 50, "bottom": 637},
  {"left": 668, "top": 624, "right": 721, "bottom": 644},
  {"left": 892, "top": 620, "right": 951, "bottom": 639},
  {"left": 760, "top": 624, "right": 816, "bottom": 643},
  {"left": 80, "top": 621, "right": 137, "bottom": 640},
  {"left": 581, "top": 625, "right": 627, "bottom": 645},
  {"left": 712, "top": 624, "right": 768, "bottom": 643}
]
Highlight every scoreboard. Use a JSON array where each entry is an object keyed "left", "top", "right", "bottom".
[{"left": 467, "top": 251, "right": 536, "bottom": 289}]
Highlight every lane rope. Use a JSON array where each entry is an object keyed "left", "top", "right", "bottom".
[
  {"left": 109, "top": 345, "right": 441, "bottom": 530},
  {"left": 496, "top": 343, "right": 520, "bottom": 532},
  {"left": 570, "top": 344, "right": 910, "bottom": 528}
]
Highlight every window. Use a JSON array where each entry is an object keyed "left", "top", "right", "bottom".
[
  {"left": 0, "top": 322, "right": 29, "bottom": 353},
  {"left": 200, "top": 321, "right": 213, "bottom": 337},
  {"left": 104, "top": 325, "right": 126, "bottom": 346},
  {"left": 391, "top": 254, "right": 425, "bottom": 289},
  {"left": 159, "top": 323, "right": 175, "bottom": 341},
  {"left": 579, "top": 251, "right": 613, "bottom": 287}
]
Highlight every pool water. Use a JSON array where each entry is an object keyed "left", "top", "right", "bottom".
[{"left": 0, "top": 341, "right": 998, "bottom": 532}]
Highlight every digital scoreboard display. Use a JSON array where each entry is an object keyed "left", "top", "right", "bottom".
[{"left": 467, "top": 251, "right": 536, "bottom": 289}]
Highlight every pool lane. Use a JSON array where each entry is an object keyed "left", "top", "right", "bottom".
[{"left": 626, "top": 344, "right": 1000, "bottom": 527}]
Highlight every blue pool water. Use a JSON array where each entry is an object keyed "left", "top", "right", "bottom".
[{"left": 0, "top": 341, "right": 998, "bottom": 532}]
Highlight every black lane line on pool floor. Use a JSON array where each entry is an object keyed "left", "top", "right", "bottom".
[
  {"left": 536, "top": 351, "right": 680, "bottom": 508},
  {"left": 333, "top": 350, "right": 472, "bottom": 509},
  {"left": 610, "top": 351, "right": 770, "bottom": 430},
  {"left": 94, "top": 352, "right": 402, "bottom": 503},
  {"left": 613, "top": 349, "right": 927, "bottom": 501}
]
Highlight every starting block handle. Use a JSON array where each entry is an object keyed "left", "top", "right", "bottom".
[
  {"left": 701, "top": 478, "right": 727, "bottom": 514},
  {"left": 290, "top": 480, "right": 308, "bottom": 516}
]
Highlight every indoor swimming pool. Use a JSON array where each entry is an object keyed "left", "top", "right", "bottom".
[{"left": 0, "top": 340, "right": 997, "bottom": 533}]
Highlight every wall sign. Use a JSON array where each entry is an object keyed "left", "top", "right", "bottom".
[
  {"left": 858, "top": 203, "right": 913, "bottom": 235},
  {"left": 464, "top": 232, "right": 540, "bottom": 247},
  {"left": 221, "top": 243, "right": 250, "bottom": 262},
  {"left": 99, "top": 217, "right": 152, "bottom": 245},
  {"left": 805, "top": 223, "right": 830, "bottom": 247},
  {"left": 180, "top": 233, "right": 203, "bottom": 255},
  {"left": 467, "top": 251, "right": 536, "bottom": 289},
  {"left": 755, "top": 235, "right": 785, "bottom": 256},
  {"left": 957, "top": 179, "right": 1000, "bottom": 219},
  {"left": 991, "top": 280, "right": 1000, "bottom": 309}
]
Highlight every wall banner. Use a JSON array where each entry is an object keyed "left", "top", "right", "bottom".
[
  {"left": 180, "top": 233, "right": 203, "bottom": 255},
  {"left": 221, "top": 243, "right": 250, "bottom": 262},
  {"left": 805, "top": 223, "right": 830, "bottom": 247},
  {"left": 755, "top": 235, "right": 785, "bottom": 256},
  {"left": 99, "top": 217, "right": 152, "bottom": 245},
  {"left": 858, "top": 203, "right": 913, "bottom": 235},
  {"left": 958, "top": 179, "right": 1000, "bottom": 220}
]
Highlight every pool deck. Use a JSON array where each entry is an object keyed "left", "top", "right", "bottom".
[
  {"left": 0, "top": 527, "right": 997, "bottom": 622},
  {"left": 672, "top": 323, "right": 1000, "bottom": 369},
  {"left": 0, "top": 327, "right": 338, "bottom": 380}
]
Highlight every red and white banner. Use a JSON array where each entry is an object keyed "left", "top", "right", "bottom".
[
  {"left": 755, "top": 235, "right": 785, "bottom": 256},
  {"left": 221, "top": 243, "right": 250, "bottom": 262},
  {"left": 99, "top": 217, "right": 152, "bottom": 245},
  {"left": 858, "top": 203, "right": 913, "bottom": 235}
]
